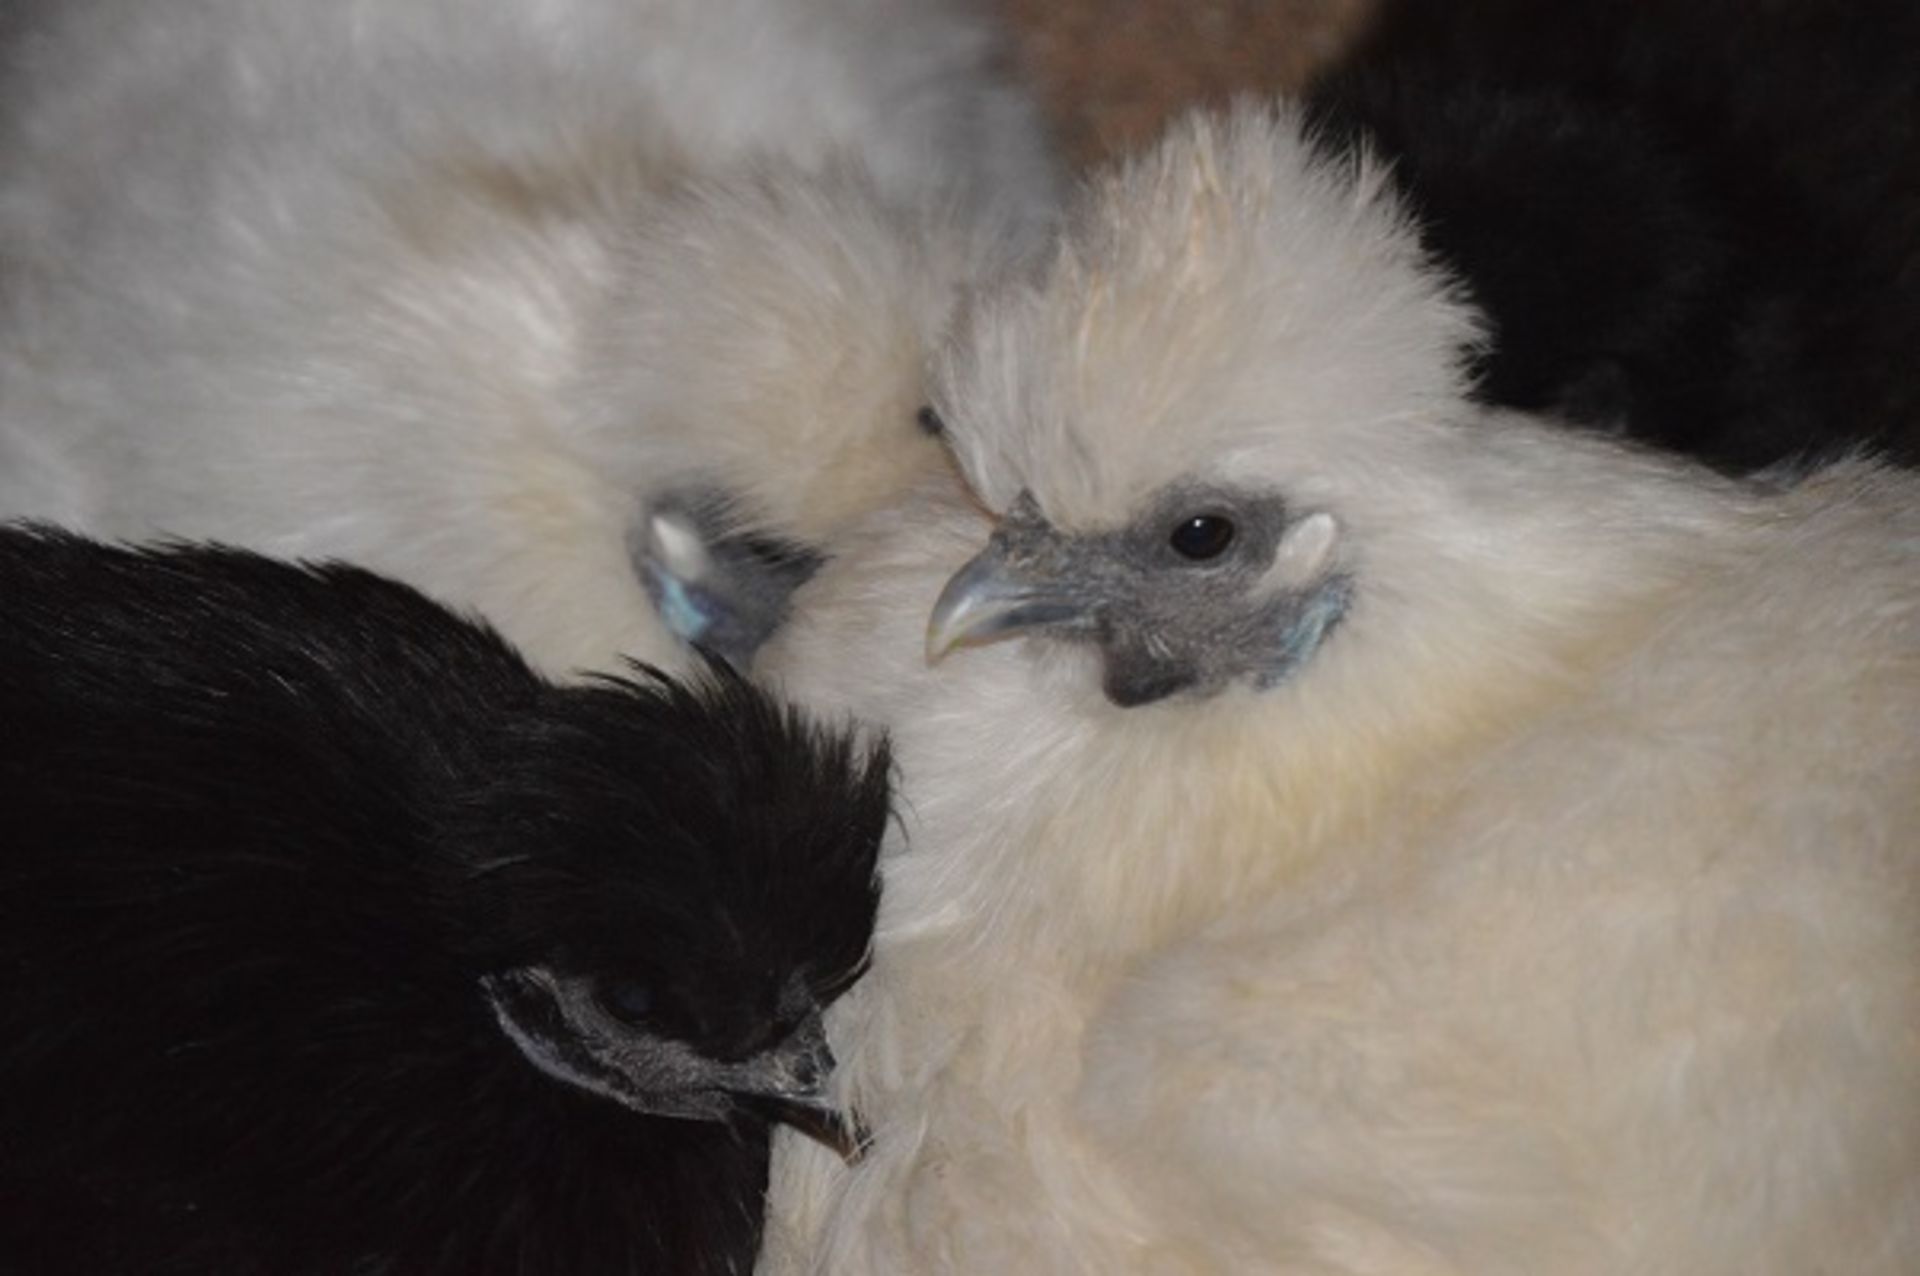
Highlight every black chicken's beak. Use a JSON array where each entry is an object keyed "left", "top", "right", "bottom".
[
  {"left": 730, "top": 1012, "right": 870, "bottom": 1163},
  {"left": 740, "top": 1090, "right": 870, "bottom": 1163}
]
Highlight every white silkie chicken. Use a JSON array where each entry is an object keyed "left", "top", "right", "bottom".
[
  {"left": 0, "top": 0, "right": 1054, "bottom": 674},
  {"left": 755, "top": 104, "right": 1920, "bottom": 1275}
]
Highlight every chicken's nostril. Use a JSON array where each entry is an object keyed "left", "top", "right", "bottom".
[{"left": 788, "top": 1039, "right": 831, "bottom": 1090}]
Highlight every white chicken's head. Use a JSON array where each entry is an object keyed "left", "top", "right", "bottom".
[
  {"left": 927, "top": 104, "right": 1486, "bottom": 706},
  {"left": 577, "top": 162, "right": 1024, "bottom": 665}
]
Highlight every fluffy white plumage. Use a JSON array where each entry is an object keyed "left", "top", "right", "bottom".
[
  {"left": 0, "top": 0, "right": 1053, "bottom": 675},
  {"left": 756, "top": 105, "right": 1920, "bottom": 1274}
]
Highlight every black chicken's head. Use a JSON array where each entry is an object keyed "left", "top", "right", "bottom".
[{"left": 442, "top": 665, "right": 889, "bottom": 1154}]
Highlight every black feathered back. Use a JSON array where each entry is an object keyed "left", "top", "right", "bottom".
[{"left": 0, "top": 526, "right": 888, "bottom": 1276}]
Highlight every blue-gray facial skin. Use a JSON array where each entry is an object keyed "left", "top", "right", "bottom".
[{"left": 929, "top": 486, "right": 1351, "bottom": 707}]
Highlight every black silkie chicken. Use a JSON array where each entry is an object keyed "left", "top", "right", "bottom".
[
  {"left": 0, "top": 527, "right": 889, "bottom": 1275},
  {"left": 1307, "top": 0, "right": 1920, "bottom": 472}
]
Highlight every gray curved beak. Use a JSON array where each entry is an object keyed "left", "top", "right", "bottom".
[
  {"left": 926, "top": 540, "right": 1089, "bottom": 663},
  {"left": 733, "top": 1012, "right": 869, "bottom": 1162}
]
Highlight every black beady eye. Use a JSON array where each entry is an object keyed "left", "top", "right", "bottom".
[
  {"left": 1170, "top": 514, "right": 1236, "bottom": 561},
  {"left": 597, "top": 978, "right": 654, "bottom": 1025},
  {"left": 915, "top": 405, "right": 945, "bottom": 437}
]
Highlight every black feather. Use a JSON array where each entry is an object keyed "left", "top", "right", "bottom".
[
  {"left": 0, "top": 525, "right": 889, "bottom": 1276},
  {"left": 1307, "top": 0, "right": 1920, "bottom": 472}
]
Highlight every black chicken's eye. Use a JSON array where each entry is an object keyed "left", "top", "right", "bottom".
[
  {"left": 1169, "top": 514, "right": 1236, "bottom": 561},
  {"left": 915, "top": 405, "right": 945, "bottom": 437},
  {"left": 597, "top": 979, "right": 654, "bottom": 1025}
]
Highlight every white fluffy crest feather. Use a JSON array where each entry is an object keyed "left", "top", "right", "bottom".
[
  {"left": 941, "top": 102, "right": 1484, "bottom": 528},
  {"left": 757, "top": 105, "right": 1920, "bottom": 1274},
  {"left": 565, "top": 166, "right": 1010, "bottom": 547},
  {"left": 0, "top": 0, "right": 1055, "bottom": 676}
]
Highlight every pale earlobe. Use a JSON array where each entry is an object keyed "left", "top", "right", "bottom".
[{"left": 1269, "top": 511, "right": 1339, "bottom": 588}]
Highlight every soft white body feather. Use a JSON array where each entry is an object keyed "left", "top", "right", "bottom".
[
  {"left": 0, "top": 0, "right": 1051, "bottom": 674},
  {"left": 757, "top": 107, "right": 1920, "bottom": 1273}
]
